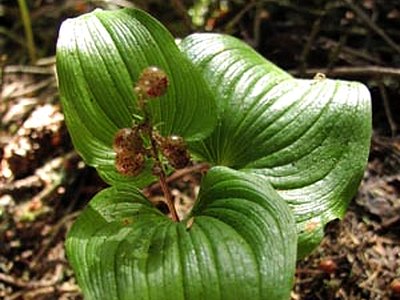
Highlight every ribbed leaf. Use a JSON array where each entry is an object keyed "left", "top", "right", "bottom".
[
  {"left": 181, "top": 33, "right": 371, "bottom": 257},
  {"left": 66, "top": 166, "right": 297, "bottom": 300},
  {"left": 56, "top": 9, "right": 217, "bottom": 186}
]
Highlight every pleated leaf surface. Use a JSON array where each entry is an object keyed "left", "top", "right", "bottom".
[
  {"left": 56, "top": 9, "right": 217, "bottom": 186},
  {"left": 66, "top": 167, "right": 297, "bottom": 300},
  {"left": 181, "top": 33, "right": 371, "bottom": 257}
]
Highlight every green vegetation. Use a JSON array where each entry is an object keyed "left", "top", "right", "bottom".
[{"left": 56, "top": 8, "right": 371, "bottom": 300}]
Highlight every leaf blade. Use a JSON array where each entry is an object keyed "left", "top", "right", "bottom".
[
  {"left": 67, "top": 167, "right": 297, "bottom": 300},
  {"left": 181, "top": 33, "right": 371, "bottom": 257},
  {"left": 57, "top": 8, "right": 217, "bottom": 185}
]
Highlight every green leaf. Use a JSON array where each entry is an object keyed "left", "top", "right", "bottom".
[
  {"left": 56, "top": 8, "right": 217, "bottom": 186},
  {"left": 66, "top": 167, "right": 297, "bottom": 300},
  {"left": 181, "top": 33, "right": 371, "bottom": 257}
]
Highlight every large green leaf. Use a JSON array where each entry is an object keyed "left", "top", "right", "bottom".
[
  {"left": 181, "top": 33, "right": 372, "bottom": 257},
  {"left": 66, "top": 166, "right": 297, "bottom": 300},
  {"left": 56, "top": 9, "right": 217, "bottom": 186}
]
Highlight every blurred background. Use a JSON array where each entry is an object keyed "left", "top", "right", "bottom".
[{"left": 1, "top": 1, "right": 400, "bottom": 299}]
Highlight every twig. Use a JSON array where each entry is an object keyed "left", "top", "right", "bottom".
[
  {"left": 253, "top": 1, "right": 263, "bottom": 49},
  {"left": 144, "top": 162, "right": 210, "bottom": 194},
  {"left": 378, "top": 80, "right": 397, "bottom": 137},
  {"left": 289, "top": 66, "right": 400, "bottom": 78},
  {"left": 30, "top": 211, "right": 81, "bottom": 269},
  {"left": 0, "top": 272, "right": 32, "bottom": 288},
  {"left": 17, "top": 0, "right": 37, "bottom": 63},
  {"left": 295, "top": 268, "right": 324, "bottom": 275},
  {"left": 326, "top": 30, "right": 348, "bottom": 70},
  {"left": 23, "top": 284, "right": 80, "bottom": 299},
  {"left": 224, "top": 1, "right": 257, "bottom": 34},
  {"left": 319, "top": 36, "right": 382, "bottom": 65},
  {"left": 0, "top": 27, "right": 26, "bottom": 47},
  {"left": 298, "top": 14, "right": 323, "bottom": 76},
  {"left": 3, "top": 263, "right": 79, "bottom": 299},
  {"left": 0, "top": 54, "right": 7, "bottom": 100},
  {"left": 158, "top": 170, "right": 179, "bottom": 222},
  {"left": 224, "top": 0, "right": 326, "bottom": 42},
  {"left": 342, "top": 0, "right": 400, "bottom": 55},
  {"left": 110, "top": 0, "right": 135, "bottom": 8},
  {"left": 35, "top": 56, "right": 56, "bottom": 66},
  {"left": 7, "top": 77, "right": 55, "bottom": 99},
  {"left": 4, "top": 65, "right": 55, "bottom": 75},
  {"left": 0, "top": 174, "right": 43, "bottom": 196},
  {"left": 0, "top": 263, "right": 62, "bottom": 289}
]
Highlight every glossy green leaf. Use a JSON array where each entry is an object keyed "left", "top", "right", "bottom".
[
  {"left": 56, "top": 9, "right": 217, "bottom": 186},
  {"left": 181, "top": 33, "right": 371, "bottom": 257},
  {"left": 66, "top": 166, "right": 297, "bottom": 300}
]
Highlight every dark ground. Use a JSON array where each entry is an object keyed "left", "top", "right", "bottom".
[{"left": 1, "top": 0, "right": 400, "bottom": 299}]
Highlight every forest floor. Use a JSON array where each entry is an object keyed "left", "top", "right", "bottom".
[{"left": 1, "top": 1, "right": 400, "bottom": 299}]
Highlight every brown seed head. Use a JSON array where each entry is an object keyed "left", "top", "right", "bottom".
[
  {"left": 136, "top": 66, "right": 169, "bottom": 98},
  {"left": 161, "top": 135, "right": 190, "bottom": 169},
  {"left": 115, "top": 151, "right": 145, "bottom": 176},
  {"left": 113, "top": 127, "right": 144, "bottom": 154}
]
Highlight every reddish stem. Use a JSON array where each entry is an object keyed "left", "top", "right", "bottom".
[
  {"left": 147, "top": 124, "right": 179, "bottom": 222},
  {"left": 158, "top": 170, "right": 179, "bottom": 222}
]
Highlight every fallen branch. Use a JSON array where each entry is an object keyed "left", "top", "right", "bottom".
[
  {"left": 4, "top": 65, "right": 54, "bottom": 75},
  {"left": 0, "top": 263, "right": 62, "bottom": 289},
  {"left": 0, "top": 174, "right": 43, "bottom": 196},
  {"left": 290, "top": 66, "right": 400, "bottom": 78}
]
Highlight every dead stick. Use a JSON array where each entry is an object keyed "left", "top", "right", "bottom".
[
  {"left": 378, "top": 80, "right": 397, "bottom": 137},
  {"left": 158, "top": 170, "right": 179, "bottom": 222},
  {"left": 289, "top": 66, "right": 400, "bottom": 78},
  {"left": 298, "top": 15, "right": 323, "bottom": 76},
  {"left": 0, "top": 264, "right": 62, "bottom": 289},
  {"left": 0, "top": 174, "right": 43, "bottom": 196},
  {"left": 342, "top": 0, "right": 400, "bottom": 55},
  {"left": 30, "top": 211, "right": 81, "bottom": 269},
  {"left": 4, "top": 65, "right": 54, "bottom": 75}
]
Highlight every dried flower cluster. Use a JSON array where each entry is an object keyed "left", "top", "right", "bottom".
[
  {"left": 113, "top": 66, "right": 190, "bottom": 177},
  {"left": 113, "top": 127, "right": 145, "bottom": 176},
  {"left": 135, "top": 66, "right": 169, "bottom": 99}
]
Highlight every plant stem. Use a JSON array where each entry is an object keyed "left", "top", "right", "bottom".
[
  {"left": 139, "top": 97, "right": 179, "bottom": 222},
  {"left": 158, "top": 167, "right": 179, "bottom": 222},
  {"left": 135, "top": 85, "right": 179, "bottom": 222},
  {"left": 147, "top": 126, "right": 179, "bottom": 222},
  {"left": 17, "top": 0, "right": 37, "bottom": 64}
]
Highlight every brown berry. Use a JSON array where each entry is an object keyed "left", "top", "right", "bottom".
[
  {"left": 136, "top": 66, "right": 169, "bottom": 98},
  {"left": 318, "top": 259, "right": 337, "bottom": 274},
  {"left": 115, "top": 151, "right": 145, "bottom": 176},
  {"left": 161, "top": 135, "right": 190, "bottom": 169},
  {"left": 113, "top": 127, "right": 144, "bottom": 154},
  {"left": 391, "top": 279, "right": 400, "bottom": 295}
]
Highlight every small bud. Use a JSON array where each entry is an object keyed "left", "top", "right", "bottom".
[
  {"left": 161, "top": 135, "right": 190, "bottom": 169},
  {"left": 113, "top": 127, "right": 144, "bottom": 154},
  {"left": 313, "top": 72, "right": 326, "bottom": 80},
  {"left": 136, "top": 66, "right": 169, "bottom": 98},
  {"left": 115, "top": 151, "right": 145, "bottom": 176}
]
